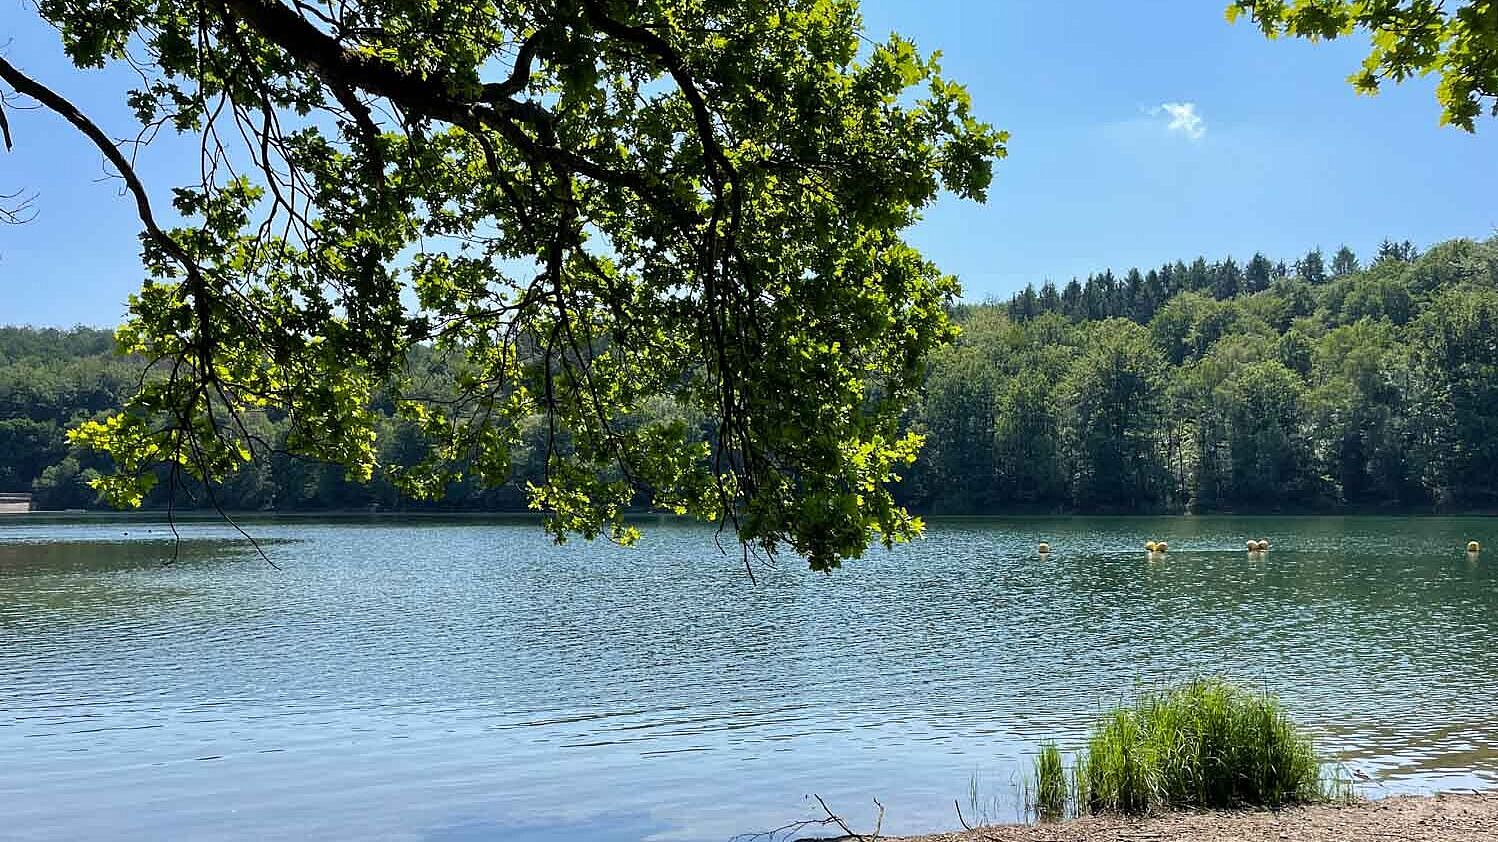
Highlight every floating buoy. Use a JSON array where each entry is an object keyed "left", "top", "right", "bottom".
[
  {"left": 1155, "top": 541, "right": 1168, "bottom": 553},
  {"left": 1038, "top": 542, "right": 1051, "bottom": 555},
  {"left": 1146, "top": 540, "right": 1158, "bottom": 552},
  {"left": 1468, "top": 541, "right": 1480, "bottom": 553}
]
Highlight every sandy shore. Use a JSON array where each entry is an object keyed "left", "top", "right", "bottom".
[{"left": 895, "top": 792, "right": 1497, "bottom": 842}]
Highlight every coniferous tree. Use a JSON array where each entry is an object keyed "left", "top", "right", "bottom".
[
  {"left": 1010, "top": 285, "right": 1041, "bottom": 322},
  {"left": 1332, "top": 246, "right": 1360, "bottom": 277},
  {"left": 1167, "top": 261, "right": 1188, "bottom": 298},
  {"left": 1142, "top": 270, "right": 1166, "bottom": 322},
  {"left": 1214, "top": 258, "right": 1243, "bottom": 299},
  {"left": 1062, "top": 279, "right": 1084, "bottom": 320},
  {"left": 1082, "top": 275, "right": 1108, "bottom": 320},
  {"left": 1245, "top": 253, "right": 1274, "bottom": 294},
  {"left": 1038, "top": 281, "right": 1061, "bottom": 314},
  {"left": 1186, "top": 258, "right": 1212, "bottom": 293},
  {"left": 1296, "top": 249, "right": 1328, "bottom": 284},
  {"left": 1124, "top": 268, "right": 1146, "bottom": 320},
  {"left": 1377, "top": 239, "right": 1419, "bottom": 264}
]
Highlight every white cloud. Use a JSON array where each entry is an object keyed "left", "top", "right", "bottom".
[{"left": 1148, "top": 102, "right": 1207, "bottom": 141}]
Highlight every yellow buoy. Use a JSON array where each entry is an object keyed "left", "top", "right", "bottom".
[
  {"left": 1155, "top": 541, "right": 1168, "bottom": 553},
  {"left": 1468, "top": 541, "right": 1480, "bottom": 553},
  {"left": 1146, "top": 541, "right": 1158, "bottom": 552},
  {"left": 1038, "top": 542, "right": 1051, "bottom": 555}
]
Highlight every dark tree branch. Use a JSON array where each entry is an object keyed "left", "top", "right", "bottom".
[
  {"left": 218, "top": 0, "right": 700, "bottom": 227},
  {"left": 0, "top": 56, "right": 217, "bottom": 376},
  {"left": 480, "top": 30, "right": 545, "bottom": 101},
  {"left": 0, "top": 188, "right": 36, "bottom": 224},
  {"left": 578, "top": 0, "right": 735, "bottom": 181},
  {"left": 0, "top": 96, "right": 12, "bottom": 150}
]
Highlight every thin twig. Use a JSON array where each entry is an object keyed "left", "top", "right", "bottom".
[
  {"left": 955, "top": 799, "right": 974, "bottom": 832},
  {"left": 813, "top": 793, "right": 867, "bottom": 842}
]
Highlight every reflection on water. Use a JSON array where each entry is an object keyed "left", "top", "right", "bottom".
[{"left": 1, "top": 516, "right": 1496, "bottom": 840}]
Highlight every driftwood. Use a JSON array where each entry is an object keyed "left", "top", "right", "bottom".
[{"left": 736, "top": 794, "right": 885, "bottom": 842}]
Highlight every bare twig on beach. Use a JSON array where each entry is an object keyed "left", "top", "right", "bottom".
[
  {"left": 814, "top": 793, "right": 866, "bottom": 840},
  {"left": 956, "top": 799, "right": 974, "bottom": 831},
  {"left": 952, "top": 799, "right": 1008, "bottom": 842},
  {"left": 733, "top": 793, "right": 886, "bottom": 842}
]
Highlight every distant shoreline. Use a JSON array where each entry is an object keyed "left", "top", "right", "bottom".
[
  {"left": 8, "top": 509, "right": 1498, "bottom": 522},
  {"left": 2, "top": 509, "right": 553, "bottom": 521}
]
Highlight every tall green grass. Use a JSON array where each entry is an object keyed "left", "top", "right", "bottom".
[
  {"left": 1032, "top": 742, "right": 1066, "bottom": 820},
  {"left": 1029, "top": 679, "right": 1339, "bottom": 819}
]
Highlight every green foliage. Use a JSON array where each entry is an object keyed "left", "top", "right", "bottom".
[
  {"left": 1332, "top": 245, "right": 1360, "bottom": 277},
  {"left": 1038, "top": 679, "right": 1328, "bottom": 817},
  {"left": 910, "top": 342, "right": 1002, "bottom": 512},
  {"left": 1413, "top": 286, "right": 1498, "bottom": 506},
  {"left": 9, "top": 0, "right": 1006, "bottom": 570},
  {"left": 1063, "top": 321, "right": 1170, "bottom": 510},
  {"left": 904, "top": 235, "right": 1498, "bottom": 515},
  {"left": 1222, "top": 359, "right": 1312, "bottom": 506},
  {"left": 13, "top": 236, "right": 1498, "bottom": 522},
  {"left": 1032, "top": 742, "right": 1067, "bottom": 821},
  {"left": 31, "top": 455, "right": 102, "bottom": 510},
  {"left": 0, "top": 418, "right": 67, "bottom": 489},
  {"left": 1228, "top": 1, "right": 1498, "bottom": 130}
]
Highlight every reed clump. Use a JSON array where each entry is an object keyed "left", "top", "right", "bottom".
[
  {"left": 1029, "top": 678, "right": 1337, "bottom": 820},
  {"left": 1032, "top": 742, "right": 1067, "bottom": 820}
]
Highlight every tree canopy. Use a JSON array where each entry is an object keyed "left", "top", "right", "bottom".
[
  {"left": 11, "top": 236, "right": 1498, "bottom": 520},
  {"left": 901, "top": 236, "right": 1498, "bottom": 515},
  {"left": 1229, "top": 0, "right": 1498, "bottom": 130},
  {"left": 0, "top": 0, "right": 1004, "bottom": 571}
]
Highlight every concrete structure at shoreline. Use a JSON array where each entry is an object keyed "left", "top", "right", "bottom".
[{"left": 0, "top": 493, "right": 34, "bottom": 514}]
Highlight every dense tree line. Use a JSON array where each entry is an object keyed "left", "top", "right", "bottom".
[
  {"left": 8, "top": 235, "right": 1498, "bottom": 516},
  {"left": 899, "top": 236, "right": 1498, "bottom": 514},
  {"left": 0, "top": 330, "right": 552, "bottom": 512}
]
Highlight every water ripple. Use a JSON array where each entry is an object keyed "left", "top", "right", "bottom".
[{"left": 1, "top": 516, "right": 1496, "bottom": 841}]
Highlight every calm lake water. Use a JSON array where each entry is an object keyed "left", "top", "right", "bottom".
[{"left": 2, "top": 515, "right": 1496, "bottom": 840}]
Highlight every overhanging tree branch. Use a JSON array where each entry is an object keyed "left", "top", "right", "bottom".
[
  {"left": 0, "top": 56, "right": 216, "bottom": 374},
  {"left": 15, "top": 0, "right": 1002, "bottom": 570},
  {"left": 218, "top": 0, "right": 702, "bottom": 227}
]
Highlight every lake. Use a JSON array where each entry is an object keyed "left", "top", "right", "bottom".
[{"left": 2, "top": 515, "right": 1496, "bottom": 840}]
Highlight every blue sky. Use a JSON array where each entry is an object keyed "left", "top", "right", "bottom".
[{"left": 3, "top": 0, "right": 1496, "bottom": 326}]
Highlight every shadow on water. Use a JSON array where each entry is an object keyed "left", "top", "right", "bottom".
[
  {"left": 0, "top": 537, "right": 280, "bottom": 576},
  {"left": 0, "top": 527, "right": 297, "bottom": 635}
]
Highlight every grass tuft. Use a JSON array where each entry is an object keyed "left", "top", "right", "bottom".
[
  {"left": 1033, "top": 742, "right": 1066, "bottom": 820},
  {"left": 1029, "top": 678, "right": 1339, "bottom": 819}
]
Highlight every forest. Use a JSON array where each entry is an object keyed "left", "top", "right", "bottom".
[{"left": 6, "top": 235, "right": 1498, "bottom": 516}]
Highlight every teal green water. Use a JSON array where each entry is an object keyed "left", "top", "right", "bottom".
[{"left": 2, "top": 516, "right": 1496, "bottom": 840}]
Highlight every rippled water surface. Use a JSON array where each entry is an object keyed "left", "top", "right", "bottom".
[{"left": 3, "top": 516, "right": 1497, "bottom": 840}]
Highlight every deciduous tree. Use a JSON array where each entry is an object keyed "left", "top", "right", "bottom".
[
  {"left": 1229, "top": 0, "right": 1498, "bottom": 130},
  {"left": 0, "top": 0, "right": 1004, "bottom": 570}
]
